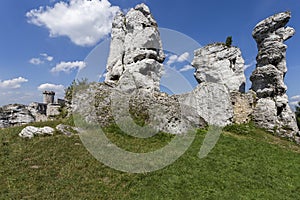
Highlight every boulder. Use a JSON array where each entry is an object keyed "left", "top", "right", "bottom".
[
  {"left": 192, "top": 43, "right": 246, "bottom": 93},
  {"left": 19, "top": 126, "right": 55, "bottom": 139}
]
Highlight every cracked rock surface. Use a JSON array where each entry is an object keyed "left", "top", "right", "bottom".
[{"left": 250, "top": 12, "right": 299, "bottom": 141}]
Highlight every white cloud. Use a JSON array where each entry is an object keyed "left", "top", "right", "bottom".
[
  {"left": 244, "top": 60, "right": 256, "bottom": 70},
  {"left": 51, "top": 61, "right": 86, "bottom": 73},
  {"left": 166, "top": 52, "right": 190, "bottom": 66},
  {"left": 29, "top": 53, "right": 54, "bottom": 65},
  {"left": 177, "top": 52, "right": 189, "bottom": 62},
  {"left": 38, "top": 83, "right": 65, "bottom": 93},
  {"left": 29, "top": 58, "right": 44, "bottom": 65},
  {"left": 41, "top": 53, "right": 54, "bottom": 61},
  {"left": 0, "top": 77, "right": 28, "bottom": 89},
  {"left": 179, "top": 65, "right": 194, "bottom": 72},
  {"left": 26, "top": 0, "right": 120, "bottom": 46},
  {"left": 291, "top": 95, "right": 300, "bottom": 101}
]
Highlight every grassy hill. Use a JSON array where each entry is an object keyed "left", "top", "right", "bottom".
[{"left": 1, "top": 120, "right": 300, "bottom": 199}]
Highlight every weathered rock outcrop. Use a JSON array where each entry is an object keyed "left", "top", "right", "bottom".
[
  {"left": 181, "top": 83, "right": 234, "bottom": 127},
  {"left": 231, "top": 91, "right": 256, "bottom": 124},
  {"left": 73, "top": 82, "right": 207, "bottom": 134},
  {"left": 0, "top": 104, "right": 35, "bottom": 128},
  {"left": 250, "top": 12, "right": 299, "bottom": 139},
  {"left": 105, "top": 3, "right": 165, "bottom": 92},
  {"left": 192, "top": 43, "right": 246, "bottom": 93}
]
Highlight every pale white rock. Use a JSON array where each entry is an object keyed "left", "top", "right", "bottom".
[
  {"left": 192, "top": 43, "right": 246, "bottom": 93},
  {"left": 105, "top": 3, "right": 165, "bottom": 91},
  {"left": 252, "top": 98, "right": 277, "bottom": 131},
  {"left": 181, "top": 82, "right": 233, "bottom": 127},
  {"left": 250, "top": 11, "right": 299, "bottom": 140},
  {"left": 0, "top": 104, "right": 35, "bottom": 128},
  {"left": 19, "top": 126, "right": 55, "bottom": 139}
]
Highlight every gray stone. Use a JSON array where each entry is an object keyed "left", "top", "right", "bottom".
[
  {"left": 19, "top": 126, "right": 55, "bottom": 139},
  {"left": 192, "top": 43, "right": 246, "bottom": 93},
  {"left": 56, "top": 124, "right": 80, "bottom": 136},
  {"left": 0, "top": 104, "right": 35, "bottom": 128},
  {"left": 181, "top": 82, "right": 234, "bottom": 127},
  {"left": 105, "top": 3, "right": 165, "bottom": 92},
  {"left": 250, "top": 11, "right": 299, "bottom": 140}
]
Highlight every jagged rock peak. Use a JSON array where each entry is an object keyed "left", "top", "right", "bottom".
[
  {"left": 250, "top": 11, "right": 299, "bottom": 141},
  {"left": 252, "top": 11, "right": 295, "bottom": 43},
  {"left": 105, "top": 3, "right": 165, "bottom": 91},
  {"left": 192, "top": 43, "right": 246, "bottom": 93}
]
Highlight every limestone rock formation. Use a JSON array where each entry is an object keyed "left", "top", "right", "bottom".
[
  {"left": 0, "top": 104, "right": 35, "bottom": 128},
  {"left": 72, "top": 82, "right": 207, "bottom": 134},
  {"left": 181, "top": 82, "right": 234, "bottom": 127},
  {"left": 19, "top": 126, "right": 55, "bottom": 139},
  {"left": 105, "top": 3, "right": 165, "bottom": 92},
  {"left": 250, "top": 12, "right": 299, "bottom": 139},
  {"left": 192, "top": 43, "right": 246, "bottom": 93},
  {"left": 231, "top": 91, "right": 256, "bottom": 124}
]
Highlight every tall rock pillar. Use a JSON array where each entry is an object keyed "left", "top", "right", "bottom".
[{"left": 250, "top": 12, "right": 299, "bottom": 140}]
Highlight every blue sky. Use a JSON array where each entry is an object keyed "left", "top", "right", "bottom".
[{"left": 0, "top": 0, "right": 299, "bottom": 107}]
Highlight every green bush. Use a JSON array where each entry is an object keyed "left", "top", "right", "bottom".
[{"left": 225, "top": 36, "right": 232, "bottom": 47}]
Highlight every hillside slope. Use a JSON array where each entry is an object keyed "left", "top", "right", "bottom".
[{"left": 1, "top": 121, "right": 300, "bottom": 199}]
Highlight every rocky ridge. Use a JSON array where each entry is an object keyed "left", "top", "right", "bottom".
[{"left": 73, "top": 5, "right": 299, "bottom": 143}]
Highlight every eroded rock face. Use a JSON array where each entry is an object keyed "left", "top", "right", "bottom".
[
  {"left": 250, "top": 12, "right": 299, "bottom": 140},
  {"left": 181, "top": 82, "right": 234, "bottom": 127},
  {"left": 0, "top": 104, "right": 35, "bottom": 128},
  {"left": 231, "top": 91, "right": 256, "bottom": 124},
  {"left": 105, "top": 3, "right": 165, "bottom": 92},
  {"left": 192, "top": 43, "right": 246, "bottom": 93},
  {"left": 72, "top": 82, "right": 207, "bottom": 135}
]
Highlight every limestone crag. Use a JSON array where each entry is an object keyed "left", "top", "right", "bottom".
[
  {"left": 250, "top": 12, "right": 299, "bottom": 139},
  {"left": 105, "top": 3, "right": 165, "bottom": 92},
  {"left": 0, "top": 104, "right": 35, "bottom": 128},
  {"left": 72, "top": 83, "right": 207, "bottom": 134},
  {"left": 192, "top": 43, "right": 246, "bottom": 93}
]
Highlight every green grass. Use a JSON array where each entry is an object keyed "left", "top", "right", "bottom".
[{"left": 1, "top": 120, "right": 300, "bottom": 199}]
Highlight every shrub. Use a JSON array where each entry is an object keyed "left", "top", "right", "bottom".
[{"left": 225, "top": 36, "right": 232, "bottom": 47}]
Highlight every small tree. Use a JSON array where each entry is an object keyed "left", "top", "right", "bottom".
[{"left": 225, "top": 36, "right": 232, "bottom": 47}]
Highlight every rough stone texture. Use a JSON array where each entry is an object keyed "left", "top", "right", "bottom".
[
  {"left": 250, "top": 11, "right": 299, "bottom": 140},
  {"left": 0, "top": 101, "right": 63, "bottom": 128},
  {"left": 56, "top": 124, "right": 80, "bottom": 136},
  {"left": 72, "top": 83, "right": 207, "bottom": 134},
  {"left": 28, "top": 102, "right": 48, "bottom": 122},
  {"left": 231, "top": 91, "right": 256, "bottom": 124},
  {"left": 192, "top": 43, "right": 246, "bottom": 93},
  {"left": 19, "top": 126, "right": 55, "bottom": 139},
  {"left": 0, "top": 104, "right": 35, "bottom": 128},
  {"left": 46, "top": 104, "right": 61, "bottom": 117},
  {"left": 181, "top": 83, "right": 234, "bottom": 127},
  {"left": 105, "top": 3, "right": 165, "bottom": 92}
]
